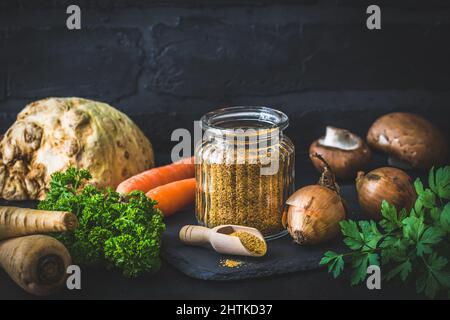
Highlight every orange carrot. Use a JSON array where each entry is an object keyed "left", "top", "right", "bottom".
[
  {"left": 116, "top": 156, "right": 195, "bottom": 194},
  {"left": 146, "top": 178, "right": 196, "bottom": 216}
]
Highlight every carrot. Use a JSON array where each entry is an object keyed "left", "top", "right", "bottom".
[
  {"left": 116, "top": 156, "right": 195, "bottom": 195},
  {"left": 146, "top": 178, "right": 196, "bottom": 216},
  {"left": 0, "top": 206, "right": 78, "bottom": 241},
  {"left": 0, "top": 235, "right": 71, "bottom": 296}
]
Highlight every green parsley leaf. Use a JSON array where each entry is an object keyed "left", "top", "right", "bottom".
[
  {"left": 416, "top": 226, "right": 445, "bottom": 257},
  {"left": 320, "top": 251, "right": 345, "bottom": 279},
  {"left": 417, "top": 253, "right": 449, "bottom": 298},
  {"left": 380, "top": 201, "right": 403, "bottom": 233},
  {"left": 434, "top": 166, "right": 450, "bottom": 200},
  {"left": 386, "top": 259, "right": 412, "bottom": 282},
  {"left": 440, "top": 203, "right": 450, "bottom": 233},
  {"left": 350, "top": 253, "right": 369, "bottom": 286},
  {"left": 402, "top": 216, "right": 425, "bottom": 242},
  {"left": 340, "top": 220, "right": 365, "bottom": 250},
  {"left": 415, "top": 178, "right": 436, "bottom": 209},
  {"left": 359, "top": 220, "right": 383, "bottom": 250}
]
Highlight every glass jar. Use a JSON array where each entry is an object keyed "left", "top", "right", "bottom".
[{"left": 195, "top": 106, "right": 295, "bottom": 239}]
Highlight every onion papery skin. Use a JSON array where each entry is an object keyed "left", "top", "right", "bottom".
[
  {"left": 356, "top": 167, "right": 417, "bottom": 220},
  {"left": 286, "top": 185, "right": 346, "bottom": 245}
]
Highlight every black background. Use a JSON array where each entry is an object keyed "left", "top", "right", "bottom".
[{"left": 0, "top": 0, "right": 449, "bottom": 300}]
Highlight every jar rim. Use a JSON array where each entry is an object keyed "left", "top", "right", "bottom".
[{"left": 201, "top": 106, "right": 289, "bottom": 134}]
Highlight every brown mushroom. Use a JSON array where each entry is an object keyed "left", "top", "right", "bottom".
[
  {"left": 309, "top": 126, "right": 372, "bottom": 179},
  {"left": 367, "top": 112, "right": 449, "bottom": 169}
]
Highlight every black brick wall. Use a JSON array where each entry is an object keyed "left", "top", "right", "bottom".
[
  {"left": 5, "top": 28, "right": 143, "bottom": 100},
  {"left": 0, "top": 0, "right": 449, "bottom": 153},
  {"left": 0, "top": 1, "right": 318, "bottom": 9}
]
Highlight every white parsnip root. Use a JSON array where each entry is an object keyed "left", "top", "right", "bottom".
[
  {"left": 0, "top": 235, "right": 71, "bottom": 296},
  {"left": 0, "top": 206, "right": 78, "bottom": 240}
]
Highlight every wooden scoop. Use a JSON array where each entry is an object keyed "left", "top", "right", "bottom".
[{"left": 179, "top": 225, "right": 266, "bottom": 257}]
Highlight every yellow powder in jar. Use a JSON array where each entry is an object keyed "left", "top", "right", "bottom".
[
  {"left": 198, "top": 160, "right": 289, "bottom": 236},
  {"left": 230, "top": 231, "right": 267, "bottom": 256}
]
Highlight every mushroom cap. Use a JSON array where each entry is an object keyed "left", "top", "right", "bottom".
[
  {"left": 309, "top": 128, "right": 372, "bottom": 179},
  {"left": 367, "top": 112, "right": 449, "bottom": 169}
]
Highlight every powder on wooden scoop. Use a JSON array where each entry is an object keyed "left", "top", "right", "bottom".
[{"left": 230, "top": 231, "right": 267, "bottom": 256}]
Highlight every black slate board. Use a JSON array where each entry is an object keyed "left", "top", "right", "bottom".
[{"left": 160, "top": 183, "right": 361, "bottom": 281}]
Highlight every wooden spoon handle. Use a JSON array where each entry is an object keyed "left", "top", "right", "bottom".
[{"left": 179, "top": 225, "right": 211, "bottom": 246}]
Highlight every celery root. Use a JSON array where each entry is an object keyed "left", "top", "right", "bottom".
[
  {"left": 0, "top": 235, "right": 71, "bottom": 296},
  {"left": 0, "top": 206, "right": 78, "bottom": 240}
]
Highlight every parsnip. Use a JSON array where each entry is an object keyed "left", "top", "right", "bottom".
[
  {"left": 0, "top": 235, "right": 71, "bottom": 296},
  {"left": 0, "top": 206, "right": 78, "bottom": 240}
]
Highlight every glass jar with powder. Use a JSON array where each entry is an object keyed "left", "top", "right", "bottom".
[{"left": 195, "top": 106, "right": 295, "bottom": 239}]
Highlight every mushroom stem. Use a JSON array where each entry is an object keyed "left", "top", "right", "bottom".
[{"left": 318, "top": 126, "right": 360, "bottom": 151}]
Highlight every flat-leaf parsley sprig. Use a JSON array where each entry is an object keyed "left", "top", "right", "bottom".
[{"left": 320, "top": 166, "right": 450, "bottom": 298}]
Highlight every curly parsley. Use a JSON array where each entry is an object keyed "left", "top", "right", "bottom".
[{"left": 38, "top": 168, "right": 165, "bottom": 277}]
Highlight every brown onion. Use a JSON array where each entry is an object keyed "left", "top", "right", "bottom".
[
  {"left": 356, "top": 167, "right": 416, "bottom": 220},
  {"left": 284, "top": 154, "right": 346, "bottom": 245}
]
